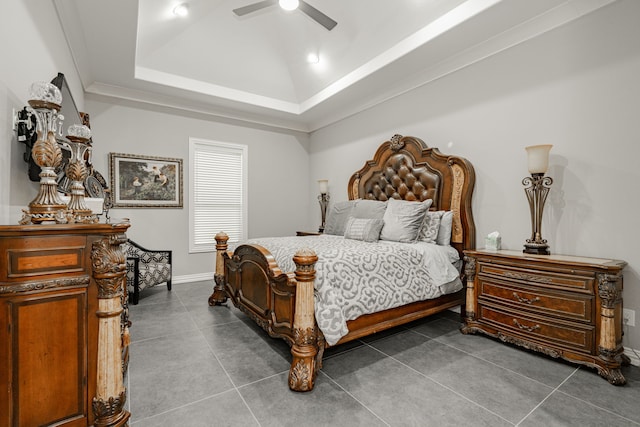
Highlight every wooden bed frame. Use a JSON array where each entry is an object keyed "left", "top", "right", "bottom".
[{"left": 208, "top": 134, "right": 476, "bottom": 391}]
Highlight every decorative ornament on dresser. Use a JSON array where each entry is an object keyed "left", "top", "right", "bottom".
[
  {"left": 318, "top": 179, "right": 329, "bottom": 233},
  {"left": 19, "top": 81, "right": 69, "bottom": 224},
  {"left": 61, "top": 124, "right": 99, "bottom": 223},
  {"left": 15, "top": 73, "right": 111, "bottom": 219},
  {"left": 523, "top": 144, "right": 553, "bottom": 255}
]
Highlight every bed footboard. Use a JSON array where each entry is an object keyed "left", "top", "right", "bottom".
[{"left": 208, "top": 232, "right": 320, "bottom": 391}]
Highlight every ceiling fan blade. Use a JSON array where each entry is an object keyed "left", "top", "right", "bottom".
[
  {"left": 232, "top": 0, "right": 277, "bottom": 16},
  {"left": 299, "top": 1, "right": 337, "bottom": 31}
]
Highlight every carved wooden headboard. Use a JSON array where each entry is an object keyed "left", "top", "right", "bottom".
[{"left": 347, "top": 134, "right": 476, "bottom": 256}]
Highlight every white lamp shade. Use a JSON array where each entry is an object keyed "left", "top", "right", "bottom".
[
  {"left": 318, "top": 179, "right": 328, "bottom": 194},
  {"left": 525, "top": 144, "right": 553, "bottom": 174}
]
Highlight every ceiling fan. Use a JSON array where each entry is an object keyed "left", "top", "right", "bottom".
[{"left": 233, "top": 0, "right": 337, "bottom": 31}]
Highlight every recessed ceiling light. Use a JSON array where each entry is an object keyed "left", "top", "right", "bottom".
[
  {"left": 279, "top": 0, "right": 299, "bottom": 11},
  {"left": 173, "top": 3, "right": 189, "bottom": 17},
  {"left": 307, "top": 53, "right": 319, "bottom": 64}
]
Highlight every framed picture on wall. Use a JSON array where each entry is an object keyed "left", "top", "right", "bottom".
[{"left": 109, "top": 153, "right": 183, "bottom": 208}]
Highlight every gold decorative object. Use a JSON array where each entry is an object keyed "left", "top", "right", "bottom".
[
  {"left": 20, "top": 82, "right": 69, "bottom": 224},
  {"left": 523, "top": 144, "right": 553, "bottom": 255},
  {"left": 63, "top": 124, "right": 98, "bottom": 223}
]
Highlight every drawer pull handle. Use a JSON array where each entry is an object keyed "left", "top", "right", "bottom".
[
  {"left": 503, "top": 272, "right": 553, "bottom": 284},
  {"left": 513, "top": 319, "right": 540, "bottom": 332},
  {"left": 512, "top": 292, "right": 540, "bottom": 305}
]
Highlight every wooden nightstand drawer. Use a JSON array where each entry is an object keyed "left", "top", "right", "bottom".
[
  {"left": 478, "top": 262, "right": 594, "bottom": 293},
  {"left": 478, "top": 279, "right": 593, "bottom": 322},
  {"left": 478, "top": 303, "right": 594, "bottom": 354}
]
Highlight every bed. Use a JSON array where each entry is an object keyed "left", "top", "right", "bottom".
[{"left": 208, "top": 134, "right": 476, "bottom": 391}]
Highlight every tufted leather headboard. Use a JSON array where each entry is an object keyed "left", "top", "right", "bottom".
[{"left": 348, "top": 134, "right": 476, "bottom": 256}]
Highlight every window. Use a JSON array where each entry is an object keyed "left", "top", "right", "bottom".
[{"left": 189, "top": 138, "right": 248, "bottom": 252}]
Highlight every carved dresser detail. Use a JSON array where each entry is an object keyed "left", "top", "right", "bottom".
[
  {"left": 461, "top": 249, "right": 629, "bottom": 385},
  {"left": 0, "top": 223, "right": 131, "bottom": 426}
]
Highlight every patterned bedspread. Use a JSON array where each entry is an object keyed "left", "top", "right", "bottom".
[{"left": 232, "top": 235, "right": 462, "bottom": 346}]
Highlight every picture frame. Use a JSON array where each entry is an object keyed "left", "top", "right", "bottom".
[{"left": 109, "top": 153, "right": 183, "bottom": 208}]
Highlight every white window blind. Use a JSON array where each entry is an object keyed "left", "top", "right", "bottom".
[{"left": 189, "top": 138, "right": 248, "bottom": 252}]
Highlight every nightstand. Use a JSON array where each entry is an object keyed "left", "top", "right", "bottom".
[
  {"left": 461, "top": 249, "right": 629, "bottom": 385},
  {"left": 296, "top": 231, "right": 322, "bottom": 236}
]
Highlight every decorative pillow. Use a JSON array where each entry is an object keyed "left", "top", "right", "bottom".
[
  {"left": 436, "top": 210, "right": 454, "bottom": 246},
  {"left": 352, "top": 199, "right": 387, "bottom": 219},
  {"left": 324, "top": 201, "right": 357, "bottom": 235},
  {"left": 380, "top": 198, "right": 432, "bottom": 243},
  {"left": 419, "top": 210, "right": 444, "bottom": 243},
  {"left": 343, "top": 217, "right": 384, "bottom": 242}
]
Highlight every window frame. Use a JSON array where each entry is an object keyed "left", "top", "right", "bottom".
[{"left": 189, "top": 137, "right": 248, "bottom": 253}]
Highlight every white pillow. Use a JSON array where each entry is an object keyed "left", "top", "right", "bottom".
[
  {"left": 436, "top": 211, "right": 454, "bottom": 246},
  {"left": 324, "top": 201, "right": 357, "bottom": 236},
  {"left": 344, "top": 217, "right": 384, "bottom": 242},
  {"left": 419, "top": 210, "right": 444, "bottom": 243},
  {"left": 352, "top": 199, "right": 387, "bottom": 219},
  {"left": 380, "top": 198, "right": 432, "bottom": 243}
]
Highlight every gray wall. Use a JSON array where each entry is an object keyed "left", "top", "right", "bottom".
[
  {"left": 1, "top": 0, "right": 85, "bottom": 222},
  {"left": 308, "top": 0, "right": 640, "bottom": 353},
  {"left": 85, "top": 97, "right": 310, "bottom": 281}
]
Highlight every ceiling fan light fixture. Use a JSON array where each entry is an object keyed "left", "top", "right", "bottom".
[
  {"left": 173, "top": 3, "right": 189, "bottom": 17},
  {"left": 279, "top": 0, "right": 299, "bottom": 11}
]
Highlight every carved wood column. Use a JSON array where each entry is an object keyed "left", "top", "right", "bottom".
[
  {"left": 597, "top": 272, "right": 627, "bottom": 383},
  {"left": 209, "top": 232, "right": 229, "bottom": 306},
  {"left": 289, "top": 248, "right": 318, "bottom": 392},
  {"left": 463, "top": 255, "right": 477, "bottom": 320},
  {"left": 91, "top": 234, "right": 130, "bottom": 427}
]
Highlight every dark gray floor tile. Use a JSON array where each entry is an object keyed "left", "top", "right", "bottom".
[
  {"left": 323, "top": 339, "right": 364, "bottom": 360},
  {"left": 132, "top": 284, "right": 174, "bottom": 306},
  {"left": 129, "top": 300, "right": 197, "bottom": 342},
  {"left": 129, "top": 358, "right": 233, "bottom": 420},
  {"left": 472, "top": 340, "right": 578, "bottom": 387},
  {"left": 520, "top": 389, "right": 639, "bottom": 427},
  {"left": 131, "top": 390, "right": 258, "bottom": 427},
  {"left": 240, "top": 372, "right": 387, "bottom": 427},
  {"left": 434, "top": 328, "right": 506, "bottom": 354},
  {"left": 200, "top": 320, "right": 291, "bottom": 386},
  {"left": 368, "top": 329, "right": 467, "bottom": 372},
  {"left": 322, "top": 345, "right": 512, "bottom": 427},
  {"left": 558, "top": 364, "right": 640, "bottom": 423},
  {"left": 407, "top": 316, "right": 462, "bottom": 339},
  {"left": 129, "top": 329, "right": 220, "bottom": 375},
  {"left": 128, "top": 330, "right": 234, "bottom": 420},
  {"left": 426, "top": 350, "right": 553, "bottom": 424}
]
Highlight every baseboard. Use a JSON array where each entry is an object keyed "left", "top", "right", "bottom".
[
  {"left": 625, "top": 348, "right": 640, "bottom": 367},
  {"left": 172, "top": 272, "right": 213, "bottom": 285}
]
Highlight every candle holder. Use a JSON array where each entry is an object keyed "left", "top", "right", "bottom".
[
  {"left": 19, "top": 82, "right": 69, "bottom": 224},
  {"left": 62, "top": 124, "right": 98, "bottom": 223},
  {"left": 318, "top": 179, "right": 329, "bottom": 233},
  {"left": 523, "top": 144, "right": 553, "bottom": 255}
]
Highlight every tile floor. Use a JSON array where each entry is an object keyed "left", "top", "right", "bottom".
[{"left": 126, "top": 281, "right": 640, "bottom": 426}]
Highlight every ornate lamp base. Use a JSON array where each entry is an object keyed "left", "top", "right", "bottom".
[{"left": 524, "top": 241, "right": 550, "bottom": 255}]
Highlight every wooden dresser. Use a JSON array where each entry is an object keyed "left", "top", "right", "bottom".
[
  {"left": 0, "top": 223, "right": 131, "bottom": 427},
  {"left": 461, "top": 249, "right": 629, "bottom": 385}
]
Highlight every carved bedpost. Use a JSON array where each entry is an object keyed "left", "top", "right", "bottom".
[
  {"left": 597, "top": 272, "right": 627, "bottom": 383},
  {"left": 463, "top": 255, "right": 477, "bottom": 321},
  {"left": 91, "top": 234, "right": 130, "bottom": 427},
  {"left": 209, "top": 232, "right": 229, "bottom": 306},
  {"left": 289, "top": 248, "right": 319, "bottom": 392}
]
